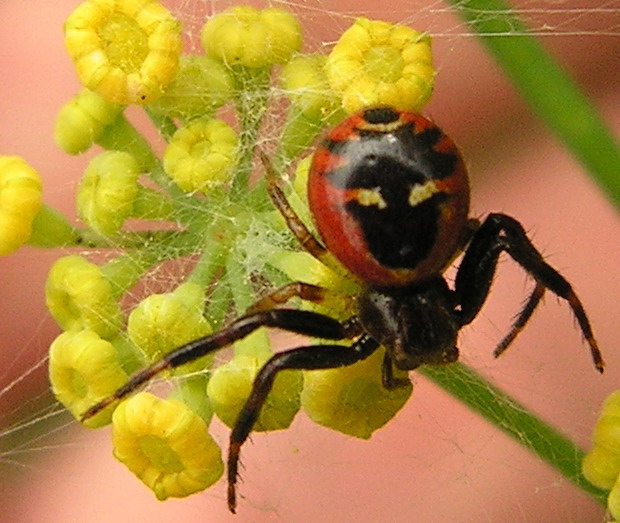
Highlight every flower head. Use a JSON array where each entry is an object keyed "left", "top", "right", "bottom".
[
  {"left": 207, "top": 330, "right": 302, "bottom": 431},
  {"left": 49, "top": 329, "right": 128, "bottom": 428},
  {"left": 201, "top": 6, "right": 302, "bottom": 68},
  {"left": 112, "top": 392, "right": 224, "bottom": 500},
  {"left": 281, "top": 54, "right": 341, "bottom": 120},
  {"left": 54, "top": 89, "right": 123, "bottom": 154},
  {"left": 127, "top": 282, "right": 212, "bottom": 369},
  {"left": 301, "top": 348, "right": 412, "bottom": 439},
  {"left": 0, "top": 156, "right": 43, "bottom": 255},
  {"left": 45, "top": 255, "right": 123, "bottom": 338},
  {"left": 150, "top": 55, "right": 234, "bottom": 120},
  {"left": 326, "top": 17, "right": 435, "bottom": 114},
  {"left": 64, "top": 0, "right": 182, "bottom": 104},
  {"left": 163, "top": 118, "right": 238, "bottom": 194},
  {"left": 583, "top": 391, "right": 620, "bottom": 519},
  {"left": 77, "top": 151, "right": 141, "bottom": 235}
]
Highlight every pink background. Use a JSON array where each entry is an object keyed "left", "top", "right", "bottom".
[{"left": 1, "top": 0, "right": 618, "bottom": 521}]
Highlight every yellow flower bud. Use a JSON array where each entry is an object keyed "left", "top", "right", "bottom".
[
  {"left": 583, "top": 391, "right": 620, "bottom": 490},
  {"left": 45, "top": 255, "right": 123, "bottom": 338},
  {"left": 150, "top": 55, "right": 234, "bottom": 120},
  {"left": 609, "top": 473, "right": 620, "bottom": 521},
  {"left": 54, "top": 89, "right": 123, "bottom": 154},
  {"left": 0, "top": 156, "right": 43, "bottom": 255},
  {"left": 326, "top": 17, "right": 435, "bottom": 113},
  {"left": 207, "top": 330, "right": 302, "bottom": 431},
  {"left": 201, "top": 6, "right": 301, "bottom": 68},
  {"left": 163, "top": 118, "right": 238, "bottom": 194},
  {"left": 302, "top": 347, "right": 412, "bottom": 439},
  {"left": 64, "top": 0, "right": 182, "bottom": 104},
  {"left": 77, "top": 151, "right": 141, "bottom": 235},
  {"left": 127, "top": 282, "right": 212, "bottom": 369},
  {"left": 49, "top": 329, "right": 128, "bottom": 428},
  {"left": 281, "top": 55, "right": 340, "bottom": 120},
  {"left": 112, "top": 392, "right": 224, "bottom": 500},
  {"left": 582, "top": 445, "right": 620, "bottom": 490}
]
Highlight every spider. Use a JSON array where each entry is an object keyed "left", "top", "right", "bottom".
[{"left": 82, "top": 106, "right": 604, "bottom": 513}]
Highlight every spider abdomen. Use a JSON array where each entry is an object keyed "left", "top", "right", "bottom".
[{"left": 308, "top": 106, "right": 471, "bottom": 288}]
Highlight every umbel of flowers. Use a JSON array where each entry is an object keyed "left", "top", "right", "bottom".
[
  {"left": 583, "top": 391, "right": 620, "bottom": 520},
  {"left": 1, "top": 1, "right": 434, "bottom": 501}
]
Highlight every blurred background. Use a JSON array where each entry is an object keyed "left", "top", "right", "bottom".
[{"left": 0, "top": 0, "right": 618, "bottom": 521}]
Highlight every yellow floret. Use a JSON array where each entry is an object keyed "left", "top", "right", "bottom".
[
  {"left": 583, "top": 390, "right": 620, "bottom": 518},
  {"left": 281, "top": 55, "right": 341, "bottom": 120},
  {"left": 64, "top": 0, "right": 182, "bottom": 104},
  {"left": 163, "top": 118, "right": 238, "bottom": 194},
  {"left": 112, "top": 392, "right": 224, "bottom": 500},
  {"left": 77, "top": 151, "right": 141, "bottom": 235},
  {"left": 207, "top": 330, "right": 302, "bottom": 431},
  {"left": 150, "top": 55, "right": 234, "bottom": 120},
  {"left": 49, "top": 329, "right": 128, "bottom": 428},
  {"left": 45, "top": 255, "right": 123, "bottom": 338},
  {"left": 0, "top": 156, "right": 43, "bottom": 255},
  {"left": 326, "top": 17, "right": 435, "bottom": 114},
  {"left": 54, "top": 89, "right": 123, "bottom": 154},
  {"left": 302, "top": 347, "right": 412, "bottom": 439},
  {"left": 201, "top": 6, "right": 302, "bottom": 68},
  {"left": 127, "top": 282, "right": 212, "bottom": 370}
]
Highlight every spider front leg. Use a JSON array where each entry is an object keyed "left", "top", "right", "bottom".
[
  {"left": 453, "top": 212, "right": 604, "bottom": 372},
  {"left": 227, "top": 334, "right": 380, "bottom": 513},
  {"left": 80, "top": 309, "right": 362, "bottom": 421}
]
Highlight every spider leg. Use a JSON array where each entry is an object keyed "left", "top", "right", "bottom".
[
  {"left": 80, "top": 309, "right": 362, "bottom": 421},
  {"left": 494, "top": 282, "right": 545, "bottom": 357},
  {"left": 259, "top": 150, "right": 328, "bottom": 261},
  {"left": 227, "top": 334, "right": 380, "bottom": 513},
  {"left": 453, "top": 213, "right": 604, "bottom": 372},
  {"left": 259, "top": 150, "right": 352, "bottom": 279},
  {"left": 381, "top": 351, "right": 411, "bottom": 390},
  {"left": 245, "top": 282, "right": 342, "bottom": 313}
]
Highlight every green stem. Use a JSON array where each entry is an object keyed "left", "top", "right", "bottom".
[
  {"left": 143, "top": 106, "right": 178, "bottom": 142},
  {"left": 132, "top": 185, "right": 176, "bottom": 220},
  {"left": 187, "top": 227, "right": 231, "bottom": 288},
  {"left": 96, "top": 114, "right": 158, "bottom": 172},
  {"left": 28, "top": 205, "right": 80, "bottom": 248},
  {"left": 231, "top": 67, "right": 272, "bottom": 197},
  {"left": 169, "top": 376, "right": 214, "bottom": 425},
  {"left": 100, "top": 251, "right": 160, "bottom": 299},
  {"left": 205, "top": 274, "right": 232, "bottom": 330},
  {"left": 447, "top": 0, "right": 620, "bottom": 208},
  {"left": 420, "top": 362, "right": 607, "bottom": 504}
]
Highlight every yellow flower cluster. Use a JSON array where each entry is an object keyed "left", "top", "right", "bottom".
[
  {"left": 49, "top": 329, "right": 129, "bottom": 428},
  {"left": 2, "top": 1, "right": 441, "bottom": 504},
  {"left": 45, "top": 255, "right": 124, "bottom": 338},
  {"left": 112, "top": 392, "right": 223, "bottom": 500},
  {"left": 127, "top": 282, "right": 212, "bottom": 367},
  {"left": 163, "top": 118, "right": 239, "bottom": 194},
  {"left": 326, "top": 18, "right": 434, "bottom": 114},
  {"left": 583, "top": 391, "right": 620, "bottom": 519},
  {"left": 64, "top": 0, "right": 182, "bottom": 104},
  {"left": 0, "top": 157, "right": 42, "bottom": 255},
  {"left": 201, "top": 6, "right": 302, "bottom": 68}
]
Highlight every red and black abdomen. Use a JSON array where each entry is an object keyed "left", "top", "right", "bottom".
[{"left": 308, "top": 107, "right": 470, "bottom": 287}]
